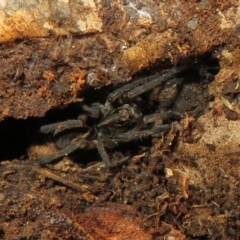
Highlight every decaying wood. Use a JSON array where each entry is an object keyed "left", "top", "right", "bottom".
[
  {"left": 1, "top": 2, "right": 240, "bottom": 239},
  {"left": 0, "top": 0, "right": 103, "bottom": 41},
  {"left": 0, "top": 0, "right": 240, "bottom": 119}
]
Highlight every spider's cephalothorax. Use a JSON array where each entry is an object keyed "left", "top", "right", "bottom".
[{"left": 39, "top": 66, "right": 185, "bottom": 167}]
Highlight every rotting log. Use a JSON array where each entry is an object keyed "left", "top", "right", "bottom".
[{"left": 0, "top": 0, "right": 240, "bottom": 119}]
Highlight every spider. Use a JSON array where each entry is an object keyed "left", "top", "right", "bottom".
[{"left": 38, "top": 66, "right": 184, "bottom": 168}]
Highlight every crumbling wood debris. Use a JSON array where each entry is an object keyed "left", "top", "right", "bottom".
[
  {"left": 0, "top": 0, "right": 240, "bottom": 120},
  {"left": 0, "top": 160, "right": 155, "bottom": 239}
]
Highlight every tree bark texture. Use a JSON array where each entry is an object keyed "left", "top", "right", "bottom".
[{"left": 0, "top": 0, "right": 239, "bottom": 119}]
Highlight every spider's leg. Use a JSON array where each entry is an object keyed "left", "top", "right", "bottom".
[
  {"left": 127, "top": 66, "right": 185, "bottom": 99},
  {"left": 40, "top": 123, "right": 59, "bottom": 133},
  {"left": 107, "top": 74, "right": 160, "bottom": 102},
  {"left": 143, "top": 111, "right": 182, "bottom": 124},
  {"left": 38, "top": 142, "right": 80, "bottom": 165},
  {"left": 81, "top": 103, "right": 102, "bottom": 118},
  {"left": 38, "top": 139, "right": 96, "bottom": 165},
  {"left": 40, "top": 119, "right": 87, "bottom": 136},
  {"left": 97, "top": 134, "right": 111, "bottom": 166},
  {"left": 113, "top": 124, "right": 171, "bottom": 142},
  {"left": 97, "top": 134, "right": 129, "bottom": 168},
  {"left": 55, "top": 129, "right": 93, "bottom": 149},
  {"left": 108, "top": 156, "right": 130, "bottom": 168}
]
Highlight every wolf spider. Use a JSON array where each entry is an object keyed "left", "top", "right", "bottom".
[{"left": 38, "top": 66, "right": 184, "bottom": 167}]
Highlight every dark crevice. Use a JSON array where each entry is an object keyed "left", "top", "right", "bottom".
[{"left": 0, "top": 53, "right": 220, "bottom": 162}]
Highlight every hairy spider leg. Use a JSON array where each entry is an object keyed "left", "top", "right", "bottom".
[
  {"left": 38, "top": 142, "right": 80, "bottom": 165},
  {"left": 97, "top": 133, "right": 111, "bottom": 166},
  {"left": 127, "top": 66, "right": 185, "bottom": 99},
  {"left": 97, "top": 133, "right": 130, "bottom": 168},
  {"left": 55, "top": 129, "right": 93, "bottom": 149},
  {"left": 40, "top": 119, "right": 87, "bottom": 136},
  {"left": 113, "top": 124, "right": 171, "bottom": 142},
  {"left": 107, "top": 74, "right": 160, "bottom": 102},
  {"left": 143, "top": 111, "right": 182, "bottom": 124},
  {"left": 38, "top": 139, "right": 97, "bottom": 165},
  {"left": 108, "top": 156, "right": 130, "bottom": 168},
  {"left": 81, "top": 103, "right": 102, "bottom": 118}
]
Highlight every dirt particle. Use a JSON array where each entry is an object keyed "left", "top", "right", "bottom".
[{"left": 227, "top": 226, "right": 236, "bottom": 236}]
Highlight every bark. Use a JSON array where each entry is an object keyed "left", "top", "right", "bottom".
[{"left": 0, "top": 0, "right": 240, "bottom": 119}]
